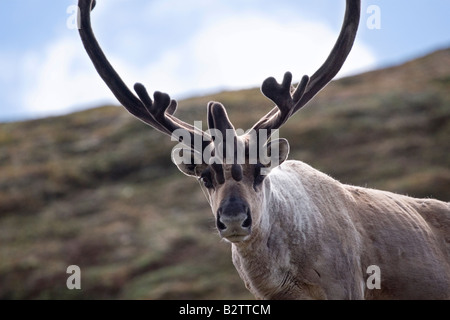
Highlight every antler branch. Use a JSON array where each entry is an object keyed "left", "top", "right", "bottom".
[
  {"left": 251, "top": 0, "right": 360, "bottom": 133},
  {"left": 78, "top": 0, "right": 210, "bottom": 148}
]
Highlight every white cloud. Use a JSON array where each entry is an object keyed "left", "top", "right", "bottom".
[
  {"left": 185, "top": 14, "right": 376, "bottom": 90},
  {"left": 133, "top": 11, "right": 376, "bottom": 97},
  {"left": 0, "top": 52, "right": 17, "bottom": 84},
  {"left": 19, "top": 5, "right": 376, "bottom": 118},
  {"left": 21, "top": 36, "right": 114, "bottom": 117}
]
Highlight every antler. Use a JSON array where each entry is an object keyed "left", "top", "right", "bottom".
[
  {"left": 251, "top": 0, "right": 361, "bottom": 133},
  {"left": 78, "top": 0, "right": 210, "bottom": 149},
  {"left": 79, "top": 0, "right": 360, "bottom": 171}
]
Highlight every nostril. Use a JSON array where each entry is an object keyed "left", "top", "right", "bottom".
[
  {"left": 241, "top": 210, "right": 252, "bottom": 229},
  {"left": 216, "top": 212, "right": 227, "bottom": 231}
]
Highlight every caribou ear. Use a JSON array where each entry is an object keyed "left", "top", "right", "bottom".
[
  {"left": 171, "top": 147, "right": 207, "bottom": 177},
  {"left": 266, "top": 138, "right": 290, "bottom": 166},
  {"left": 259, "top": 138, "right": 290, "bottom": 175}
]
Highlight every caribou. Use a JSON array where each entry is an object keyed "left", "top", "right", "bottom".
[{"left": 78, "top": 0, "right": 450, "bottom": 299}]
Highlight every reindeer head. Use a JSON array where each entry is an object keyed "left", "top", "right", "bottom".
[
  {"left": 78, "top": 0, "right": 360, "bottom": 243},
  {"left": 172, "top": 101, "right": 291, "bottom": 242}
]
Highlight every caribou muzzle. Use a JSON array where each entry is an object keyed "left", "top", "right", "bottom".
[{"left": 216, "top": 198, "right": 252, "bottom": 243}]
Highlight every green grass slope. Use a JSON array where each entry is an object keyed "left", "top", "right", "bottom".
[{"left": 0, "top": 48, "right": 449, "bottom": 299}]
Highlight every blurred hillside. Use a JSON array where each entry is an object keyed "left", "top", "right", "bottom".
[{"left": 0, "top": 48, "right": 449, "bottom": 299}]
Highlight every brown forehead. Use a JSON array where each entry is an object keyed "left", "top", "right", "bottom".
[
  {"left": 215, "top": 166, "right": 257, "bottom": 199},
  {"left": 207, "top": 136, "right": 262, "bottom": 184},
  {"left": 222, "top": 163, "right": 258, "bottom": 180}
]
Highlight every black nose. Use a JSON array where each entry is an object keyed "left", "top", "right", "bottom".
[
  {"left": 216, "top": 207, "right": 252, "bottom": 231},
  {"left": 216, "top": 199, "right": 252, "bottom": 241}
]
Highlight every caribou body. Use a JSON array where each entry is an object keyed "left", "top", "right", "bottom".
[
  {"left": 78, "top": 0, "right": 450, "bottom": 299},
  {"left": 225, "top": 160, "right": 450, "bottom": 299}
]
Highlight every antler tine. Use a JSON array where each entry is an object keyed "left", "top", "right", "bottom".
[
  {"left": 254, "top": 73, "right": 310, "bottom": 131},
  {"left": 251, "top": 0, "right": 360, "bottom": 133},
  {"left": 134, "top": 84, "right": 209, "bottom": 145},
  {"left": 261, "top": 72, "right": 293, "bottom": 114},
  {"left": 134, "top": 84, "right": 180, "bottom": 133},
  {"left": 78, "top": 0, "right": 210, "bottom": 148}
]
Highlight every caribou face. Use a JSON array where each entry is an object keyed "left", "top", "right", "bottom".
[
  {"left": 200, "top": 161, "right": 258, "bottom": 243},
  {"left": 173, "top": 124, "right": 290, "bottom": 243}
]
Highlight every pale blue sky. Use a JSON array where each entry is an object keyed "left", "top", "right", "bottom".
[{"left": 1, "top": 0, "right": 449, "bottom": 121}]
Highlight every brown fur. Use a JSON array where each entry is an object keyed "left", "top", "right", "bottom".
[{"left": 228, "top": 161, "right": 450, "bottom": 299}]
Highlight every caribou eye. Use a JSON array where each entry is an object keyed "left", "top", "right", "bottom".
[
  {"left": 253, "top": 164, "right": 266, "bottom": 188},
  {"left": 200, "top": 171, "right": 214, "bottom": 189}
]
